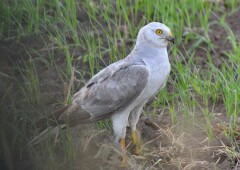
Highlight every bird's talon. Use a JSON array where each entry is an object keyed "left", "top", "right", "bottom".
[
  {"left": 134, "top": 146, "right": 141, "bottom": 155},
  {"left": 120, "top": 157, "right": 128, "bottom": 168},
  {"left": 131, "top": 130, "right": 142, "bottom": 155},
  {"left": 120, "top": 138, "right": 128, "bottom": 168}
]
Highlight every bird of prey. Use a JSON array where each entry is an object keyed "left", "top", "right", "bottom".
[{"left": 31, "top": 22, "right": 174, "bottom": 167}]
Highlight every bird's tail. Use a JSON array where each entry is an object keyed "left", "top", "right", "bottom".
[
  {"left": 29, "top": 126, "right": 64, "bottom": 146},
  {"left": 29, "top": 106, "right": 70, "bottom": 146},
  {"left": 29, "top": 103, "right": 96, "bottom": 146},
  {"left": 29, "top": 103, "right": 109, "bottom": 146}
]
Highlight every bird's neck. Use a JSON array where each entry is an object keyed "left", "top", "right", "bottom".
[{"left": 128, "top": 42, "right": 169, "bottom": 65}]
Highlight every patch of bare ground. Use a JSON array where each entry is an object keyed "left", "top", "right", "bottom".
[{"left": 65, "top": 109, "right": 236, "bottom": 170}]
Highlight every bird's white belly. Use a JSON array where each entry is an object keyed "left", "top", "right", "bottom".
[{"left": 134, "top": 62, "right": 171, "bottom": 106}]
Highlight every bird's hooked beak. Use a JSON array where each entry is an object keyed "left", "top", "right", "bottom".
[
  {"left": 167, "top": 36, "right": 175, "bottom": 44},
  {"left": 166, "top": 32, "right": 175, "bottom": 44}
]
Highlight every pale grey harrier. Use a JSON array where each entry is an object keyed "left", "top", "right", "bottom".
[{"left": 31, "top": 22, "right": 174, "bottom": 167}]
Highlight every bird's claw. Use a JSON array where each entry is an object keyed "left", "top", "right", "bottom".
[
  {"left": 120, "top": 156, "right": 128, "bottom": 168},
  {"left": 133, "top": 145, "right": 141, "bottom": 155},
  {"left": 131, "top": 130, "right": 142, "bottom": 155}
]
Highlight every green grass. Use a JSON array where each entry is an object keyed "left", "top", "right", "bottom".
[
  {"left": 19, "top": 56, "right": 40, "bottom": 106},
  {"left": 1, "top": 0, "right": 240, "bottom": 169}
]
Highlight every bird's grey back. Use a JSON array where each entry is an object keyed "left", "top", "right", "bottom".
[{"left": 69, "top": 58, "right": 149, "bottom": 120}]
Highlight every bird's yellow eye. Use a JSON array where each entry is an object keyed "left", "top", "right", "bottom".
[{"left": 155, "top": 29, "right": 162, "bottom": 35}]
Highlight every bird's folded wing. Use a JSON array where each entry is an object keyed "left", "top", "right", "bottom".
[{"left": 71, "top": 61, "right": 149, "bottom": 118}]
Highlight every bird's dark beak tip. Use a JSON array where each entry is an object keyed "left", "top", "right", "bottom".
[
  {"left": 170, "top": 37, "right": 175, "bottom": 44},
  {"left": 166, "top": 36, "right": 175, "bottom": 44}
]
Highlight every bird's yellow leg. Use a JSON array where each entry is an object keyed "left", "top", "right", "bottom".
[
  {"left": 131, "top": 130, "right": 142, "bottom": 155},
  {"left": 120, "top": 138, "right": 128, "bottom": 167}
]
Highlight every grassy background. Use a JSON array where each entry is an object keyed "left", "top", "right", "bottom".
[{"left": 0, "top": 0, "right": 240, "bottom": 169}]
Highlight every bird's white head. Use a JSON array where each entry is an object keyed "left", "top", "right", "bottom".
[{"left": 136, "top": 22, "right": 174, "bottom": 48}]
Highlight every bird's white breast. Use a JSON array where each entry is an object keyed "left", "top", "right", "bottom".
[{"left": 138, "top": 57, "right": 171, "bottom": 104}]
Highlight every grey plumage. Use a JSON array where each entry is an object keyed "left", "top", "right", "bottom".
[
  {"left": 71, "top": 60, "right": 149, "bottom": 118},
  {"left": 59, "top": 60, "right": 150, "bottom": 125}
]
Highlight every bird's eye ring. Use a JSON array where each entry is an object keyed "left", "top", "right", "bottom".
[{"left": 155, "top": 29, "right": 162, "bottom": 35}]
